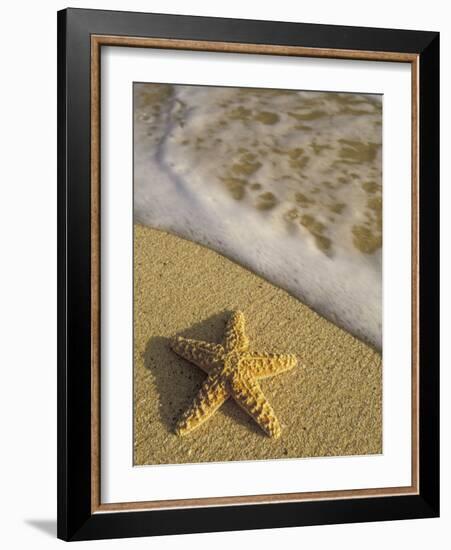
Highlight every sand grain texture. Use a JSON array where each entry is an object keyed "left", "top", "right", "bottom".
[{"left": 134, "top": 224, "right": 382, "bottom": 465}]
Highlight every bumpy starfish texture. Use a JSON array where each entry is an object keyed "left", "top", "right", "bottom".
[{"left": 170, "top": 311, "right": 297, "bottom": 438}]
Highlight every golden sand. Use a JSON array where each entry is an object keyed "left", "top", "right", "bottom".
[{"left": 134, "top": 224, "right": 382, "bottom": 465}]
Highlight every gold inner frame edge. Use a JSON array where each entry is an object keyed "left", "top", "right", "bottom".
[{"left": 90, "top": 34, "right": 420, "bottom": 514}]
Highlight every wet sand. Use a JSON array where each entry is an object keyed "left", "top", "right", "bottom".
[{"left": 134, "top": 224, "right": 382, "bottom": 465}]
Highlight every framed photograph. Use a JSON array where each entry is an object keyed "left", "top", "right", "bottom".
[{"left": 57, "top": 8, "right": 439, "bottom": 541}]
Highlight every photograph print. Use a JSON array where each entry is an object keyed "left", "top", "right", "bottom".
[{"left": 133, "top": 82, "right": 383, "bottom": 466}]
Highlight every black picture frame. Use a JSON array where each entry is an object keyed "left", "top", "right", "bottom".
[{"left": 57, "top": 7, "right": 439, "bottom": 541}]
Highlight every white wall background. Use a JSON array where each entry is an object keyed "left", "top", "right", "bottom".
[{"left": 0, "top": 1, "right": 448, "bottom": 548}]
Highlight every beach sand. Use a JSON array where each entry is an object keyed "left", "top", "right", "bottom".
[{"left": 134, "top": 224, "right": 382, "bottom": 465}]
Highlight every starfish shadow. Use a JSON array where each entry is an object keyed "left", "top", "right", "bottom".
[{"left": 143, "top": 310, "right": 264, "bottom": 437}]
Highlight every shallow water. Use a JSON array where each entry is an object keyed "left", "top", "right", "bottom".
[{"left": 134, "top": 83, "right": 382, "bottom": 349}]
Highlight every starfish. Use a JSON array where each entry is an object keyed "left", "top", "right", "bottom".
[{"left": 170, "top": 311, "right": 297, "bottom": 438}]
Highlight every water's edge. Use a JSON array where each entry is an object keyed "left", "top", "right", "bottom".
[{"left": 134, "top": 83, "right": 383, "bottom": 350}]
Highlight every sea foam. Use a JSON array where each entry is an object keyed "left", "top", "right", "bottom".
[{"left": 134, "top": 83, "right": 382, "bottom": 349}]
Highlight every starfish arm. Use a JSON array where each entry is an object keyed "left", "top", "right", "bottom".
[
  {"left": 243, "top": 352, "right": 297, "bottom": 379},
  {"left": 230, "top": 375, "right": 282, "bottom": 438},
  {"left": 224, "top": 311, "right": 249, "bottom": 352},
  {"left": 175, "top": 376, "right": 229, "bottom": 436},
  {"left": 171, "top": 336, "right": 224, "bottom": 373}
]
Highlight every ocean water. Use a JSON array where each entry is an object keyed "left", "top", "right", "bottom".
[{"left": 134, "top": 83, "right": 382, "bottom": 350}]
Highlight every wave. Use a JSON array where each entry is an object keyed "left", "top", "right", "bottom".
[{"left": 133, "top": 83, "right": 383, "bottom": 349}]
